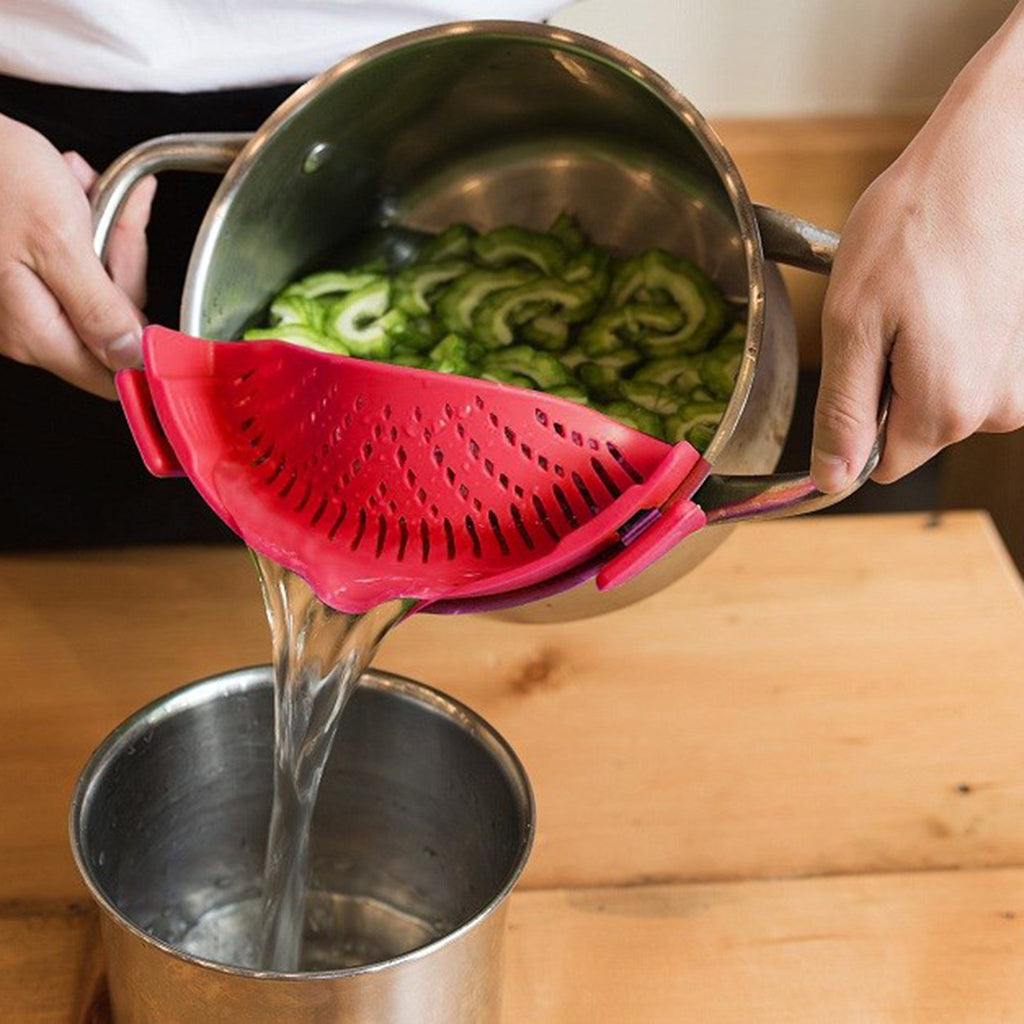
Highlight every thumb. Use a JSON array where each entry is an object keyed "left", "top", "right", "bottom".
[{"left": 812, "top": 297, "right": 888, "bottom": 493}]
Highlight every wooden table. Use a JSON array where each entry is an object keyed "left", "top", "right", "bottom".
[{"left": 3, "top": 511, "right": 1024, "bottom": 1021}]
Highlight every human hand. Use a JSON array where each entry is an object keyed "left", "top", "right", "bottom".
[
  {"left": 0, "top": 114, "right": 156, "bottom": 398},
  {"left": 811, "top": 8, "right": 1024, "bottom": 492}
]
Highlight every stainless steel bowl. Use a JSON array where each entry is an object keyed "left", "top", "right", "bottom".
[
  {"left": 70, "top": 667, "right": 533, "bottom": 1023},
  {"left": 92, "top": 21, "right": 883, "bottom": 621}
]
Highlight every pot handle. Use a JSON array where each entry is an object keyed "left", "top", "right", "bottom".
[
  {"left": 695, "top": 204, "right": 891, "bottom": 525},
  {"left": 91, "top": 132, "right": 251, "bottom": 261}
]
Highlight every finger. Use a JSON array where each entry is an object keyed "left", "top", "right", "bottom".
[
  {"left": 62, "top": 150, "right": 98, "bottom": 192},
  {"left": 871, "top": 386, "right": 943, "bottom": 483},
  {"left": 812, "top": 295, "right": 889, "bottom": 493},
  {"left": 106, "top": 175, "right": 156, "bottom": 309},
  {"left": 28, "top": 222, "right": 143, "bottom": 371},
  {"left": 0, "top": 261, "right": 116, "bottom": 398}
]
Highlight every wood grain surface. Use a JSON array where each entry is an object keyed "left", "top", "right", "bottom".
[{"left": 3, "top": 512, "right": 1023, "bottom": 912}]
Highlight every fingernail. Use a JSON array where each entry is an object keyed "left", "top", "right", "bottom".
[
  {"left": 811, "top": 450, "right": 851, "bottom": 494},
  {"left": 103, "top": 328, "right": 143, "bottom": 370}
]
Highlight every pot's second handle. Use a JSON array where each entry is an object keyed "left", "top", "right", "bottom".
[
  {"left": 91, "top": 132, "right": 251, "bottom": 262},
  {"left": 695, "top": 204, "right": 890, "bottom": 525}
]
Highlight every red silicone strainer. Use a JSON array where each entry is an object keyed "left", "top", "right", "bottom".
[{"left": 117, "top": 326, "right": 712, "bottom": 613}]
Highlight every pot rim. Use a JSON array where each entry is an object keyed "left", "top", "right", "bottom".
[
  {"left": 69, "top": 665, "right": 535, "bottom": 982},
  {"left": 180, "top": 19, "right": 765, "bottom": 466}
]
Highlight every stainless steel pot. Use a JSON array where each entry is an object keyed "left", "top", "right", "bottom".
[
  {"left": 70, "top": 667, "right": 533, "bottom": 1023},
  {"left": 91, "top": 21, "right": 882, "bottom": 622}
]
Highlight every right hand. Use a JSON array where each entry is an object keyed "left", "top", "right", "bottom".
[{"left": 0, "top": 114, "right": 156, "bottom": 398}]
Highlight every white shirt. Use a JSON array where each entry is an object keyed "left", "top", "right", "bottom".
[{"left": 0, "top": 2, "right": 562, "bottom": 93}]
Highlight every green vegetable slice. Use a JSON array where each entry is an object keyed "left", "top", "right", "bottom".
[
  {"left": 700, "top": 339, "right": 744, "bottom": 399},
  {"left": 598, "top": 401, "right": 665, "bottom": 440},
  {"left": 522, "top": 313, "right": 570, "bottom": 351},
  {"left": 482, "top": 346, "right": 571, "bottom": 389},
  {"left": 548, "top": 212, "right": 587, "bottom": 254},
  {"left": 590, "top": 347, "right": 643, "bottom": 373},
  {"left": 429, "top": 333, "right": 479, "bottom": 376},
  {"left": 633, "top": 356, "right": 702, "bottom": 392},
  {"left": 390, "top": 351, "right": 430, "bottom": 369},
  {"left": 386, "top": 314, "right": 442, "bottom": 352},
  {"left": 437, "top": 267, "right": 538, "bottom": 334},
  {"left": 473, "top": 278, "right": 594, "bottom": 349},
  {"left": 561, "top": 247, "right": 610, "bottom": 293},
  {"left": 664, "top": 401, "right": 728, "bottom": 448},
  {"left": 242, "top": 324, "right": 344, "bottom": 353},
  {"left": 415, "top": 223, "right": 476, "bottom": 263},
  {"left": 577, "top": 362, "right": 622, "bottom": 403},
  {"left": 619, "top": 380, "right": 683, "bottom": 416},
  {"left": 324, "top": 280, "right": 395, "bottom": 358},
  {"left": 558, "top": 346, "right": 588, "bottom": 370},
  {"left": 610, "top": 250, "right": 725, "bottom": 353},
  {"left": 392, "top": 260, "right": 469, "bottom": 316},
  {"left": 481, "top": 369, "right": 535, "bottom": 388},
  {"left": 290, "top": 269, "right": 383, "bottom": 299},
  {"left": 244, "top": 213, "right": 742, "bottom": 444},
  {"left": 473, "top": 226, "right": 567, "bottom": 276},
  {"left": 719, "top": 320, "right": 747, "bottom": 345},
  {"left": 549, "top": 384, "right": 590, "bottom": 405},
  {"left": 580, "top": 303, "right": 684, "bottom": 355},
  {"left": 269, "top": 293, "right": 327, "bottom": 332}
]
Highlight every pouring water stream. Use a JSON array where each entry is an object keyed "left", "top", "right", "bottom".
[{"left": 254, "top": 552, "right": 413, "bottom": 971}]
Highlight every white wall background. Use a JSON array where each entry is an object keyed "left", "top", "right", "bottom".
[{"left": 554, "top": 0, "right": 1017, "bottom": 117}]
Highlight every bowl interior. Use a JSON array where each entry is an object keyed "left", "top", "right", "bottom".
[
  {"left": 185, "top": 26, "right": 750, "bottom": 343},
  {"left": 74, "top": 670, "right": 532, "bottom": 972}
]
